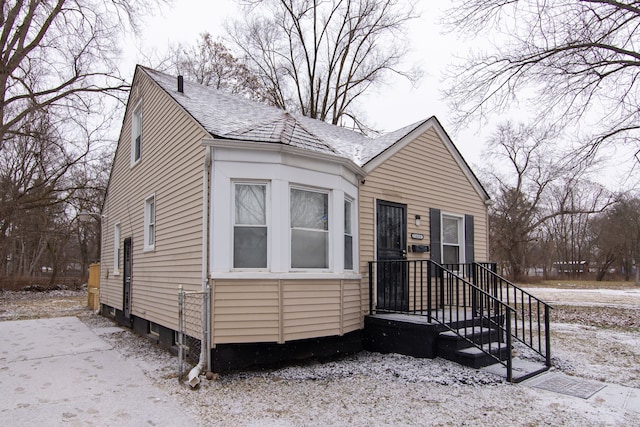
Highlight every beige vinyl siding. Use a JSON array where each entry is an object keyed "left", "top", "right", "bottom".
[
  {"left": 101, "top": 70, "right": 208, "bottom": 331},
  {"left": 212, "top": 279, "right": 362, "bottom": 345},
  {"left": 282, "top": 280, "right": 341, "bottom": 341},
  {"left": 213, "top": 280, "right": 281, "bottom": 344},
  {"left": 359, "top": 126, "right": 489, "bottom": 313},
  {"left": 342, "top": 279, "right": 362, "bottom": 330}
]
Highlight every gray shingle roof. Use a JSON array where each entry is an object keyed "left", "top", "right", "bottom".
[{"left": 140, "top": 66, "right": 424, "bottom": 167}]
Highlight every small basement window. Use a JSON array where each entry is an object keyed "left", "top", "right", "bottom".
[{"left": 149, "top": 322, "right": 160, "bottom": 337}]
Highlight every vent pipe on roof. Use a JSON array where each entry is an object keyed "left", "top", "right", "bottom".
[{"left": 178, "top": 75, "right": 184, "bottom": 93}]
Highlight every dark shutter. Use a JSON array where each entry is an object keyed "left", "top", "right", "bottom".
[
  {"left": 430, "top": 208, "right": 441, "bottom": 264},
  {"left": 465, "top": 214, "right": 475, "bottom": 263}
]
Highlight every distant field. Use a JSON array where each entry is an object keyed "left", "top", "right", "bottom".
[{"left": 522, "top": 279, "right": 637, "bottom": 289}]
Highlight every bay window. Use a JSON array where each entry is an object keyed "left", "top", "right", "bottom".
[
  {"left": 344, "top": 199, "right": 353, "bottom": 270},
  {"left": 290, "top": 188, "right": 329, "bottom": 269},
  {"left": 234, "top": 183, "right": 268, "bottom": 268}
]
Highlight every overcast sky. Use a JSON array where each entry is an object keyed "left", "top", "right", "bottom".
[
  {"left": 123, "top": 1, "right": 637, "bottom": 190},
  {"left": 123, "top": 2, "right": 485, "bottom": 155}
]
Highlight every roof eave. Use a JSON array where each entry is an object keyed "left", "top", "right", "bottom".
[{"left": 201, "top": 137, "right": 366, "bottom": 178}]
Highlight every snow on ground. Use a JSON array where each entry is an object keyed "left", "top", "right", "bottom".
[
  {"left": 1, "top": 287, "right": 639, "bottom": 426},
  {"left": 547, "top": 321, "right": 640, "bottom": 388},
  {"left": 524, "top": 287, "right": 640, "bottom": 309}
]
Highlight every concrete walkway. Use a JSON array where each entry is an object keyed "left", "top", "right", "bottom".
[
  {"left": 0, "top": 317, "right": 196, "bottom": 426},
  {"left": 523, "top": 371, "right": 640, "bottom": 414}
]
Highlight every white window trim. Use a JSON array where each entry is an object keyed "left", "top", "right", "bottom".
[
  {"left": 441, "top": 212, "right": 465, "bottom": 264},
  {"left": 209, "top": 153, "right": 360, "bottom": 276},
  {"left": 144, "top": 194, "right": 155, "bottom": 252},
  {"left": 113, "top": 222, "right": 121, "bottom": 275},
  {"left": 232, "top": 181, "right": 270, "bottom": 271},
  {"left": 344, "top": 197, "right": 354, "bottom": 272},
  {"left": 130, "top": 102, "right": 142, "bottom": 167},
  {"left": 290, "top": 185, "right": 331, "bottom": 271}
]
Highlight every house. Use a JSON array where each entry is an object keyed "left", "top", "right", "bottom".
[{"left": 100, "top": 66, "right": 550, "bottom": 380}]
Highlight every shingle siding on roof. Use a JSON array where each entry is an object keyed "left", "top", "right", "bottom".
[
  {"left": 141, "top": 67, "right": 489, "bottom": 202},
  {"left": 358, "top": 126, "right": 489, "bottom": 309},
  {"left": 142, "top": 67, "right": 377, "bottom": 164},
  {"left": 101, "top": 69, "right": 208, "bottom": 330}
]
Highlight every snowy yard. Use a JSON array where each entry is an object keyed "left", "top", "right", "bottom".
[{"left": 1, "top": 285, "right": 639, "bottom": 426}]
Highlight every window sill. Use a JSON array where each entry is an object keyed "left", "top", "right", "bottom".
[{"left": 211, "top": 271, "right": 362, "bottom": 280}]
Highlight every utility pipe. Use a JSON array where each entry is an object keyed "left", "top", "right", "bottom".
[{"left": 188, "top": 146, "right": 212, "bottom": 388}]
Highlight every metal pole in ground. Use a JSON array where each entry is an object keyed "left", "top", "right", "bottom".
[{"left": 178, "top": 285, "right": 184, "bottom": 382}]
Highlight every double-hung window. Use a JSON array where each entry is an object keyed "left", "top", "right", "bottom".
[
  {"left": 344, "top": 199, "right": 353, "bottom": 270},
  {"left": 113, "top": 223, "right": 121, "bottom": 273},
  {"left": 442, "top": 215, "right": 463, "bottom": 265},
  {"left": 144, "top": 195, "right": 155, "bottom": 251},
  {"left": 131, "top": 105, "right": 142, "bottom": 165},
  {"left": 233, "top": 183, "right": 268, "bottom": 268},
  {"left": 290, "top": 188, "right": 329, "bottom": 269}
]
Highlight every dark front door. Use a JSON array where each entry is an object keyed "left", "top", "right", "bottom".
[
  {"left": 376, "top": 200, "right": 408, "bottom": 311},
  {"left": 123, "top": 237, "right": 132, "bottom": 321}
]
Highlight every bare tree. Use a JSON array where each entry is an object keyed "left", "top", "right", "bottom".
[
  {"left": 69, "top": 150, "right": 112, "bottom": 279},
  {"left": 444, "top": 0, "right": 640, "bottom": 161},
  {"left": 0, "top": 0, "right": 166, "bottom": 149},
  {"left": 589, "top": 208, "right": 623, "bottom": 281},
  {"left": 0, "top": 111, "right": 103, "bottom": 281},
  {"left": 545, "top": 179, "right": 611, "bottom": 278},
  {"left": 485, "top": 121, "right": 612, "bottom": 281},
  {"left": 0, "top": 0, "right": 164, "bottom": 283},
  {"left": 228, "top": 0, "right": 420, "bottom": 132},
  {"left": 591, "top": 196, "right": 640, "bottom": 284},
  {"left": 164, "top": 32, "right": 268, "bottom": 101}
]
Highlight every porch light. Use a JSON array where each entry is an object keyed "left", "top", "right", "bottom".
[{"left": 415, "top": 214, "right": 421, "bottom": 226}]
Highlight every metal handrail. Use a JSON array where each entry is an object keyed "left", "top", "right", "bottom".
[
  {"left": 472, "top": 263, "right": 552, "bottom": 367},
  {"left": 368, "top": 259, "right": 516, "bottom": 381}
]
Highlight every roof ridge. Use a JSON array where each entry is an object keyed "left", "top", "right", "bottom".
[{"left": 273, "top": 112, "right": 296, "bottom": 144}]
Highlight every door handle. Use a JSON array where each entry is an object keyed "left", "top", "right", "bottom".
[{"left": 401, "top": 249, "right": 407, "bottom": 258}]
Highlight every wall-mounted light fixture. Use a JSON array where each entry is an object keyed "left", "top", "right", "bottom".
[{"left": 415, "top": 214, "right": 421, "bottom": 226}]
